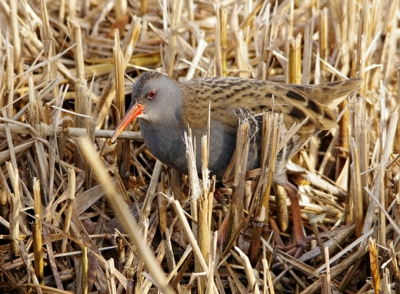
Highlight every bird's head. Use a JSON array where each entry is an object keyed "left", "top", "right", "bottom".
[{"left": 110, "top": 71, "right": 183, "bottom": 143}]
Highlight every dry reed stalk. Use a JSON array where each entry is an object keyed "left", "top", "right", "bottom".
[
  {"left": 367, "top": 176, "right": 400, "bottom": 238},
  {"left": 164, "top": 0, "right": 182, "bottom": 76},
  {"left": 220, "top": 8, "right": 228, "bottom": 76},
  {"left": 248, "top": 113, "right": 279, "bottom": 264},
  {"left": 184, "top": 128, "right": 214, "bottom": 290},
  {"left": 184, "top": 129, "right": 200, "bottom": 242},
  {"left": 166, "top": 245, "right": 192, "bottom": 284},
  {"left": 116, "top": 241, "right": 135, "bottom": 294},
  {"left": 9, "top": 0, "right": 21, "bottom": 76},
  {"left": 255, "top": 2, "right": 270, "bottom": 80},
  {"left": 0, "top": 190, "right": 9, "bottom": 230},
  {"left": 363, "top": 103, "right": 398, "bottom": 250},
  {"left": 232, "top": 12, "right": 250, "bottom": 78},
  {"left": 39, "top": 0, "right": 59, "bottom": 100},
  {"left": 66, "top": 0, "right": 76, "bottom": 19},
  {"left": 77, "top": 137, "right": 173, "bottom": 294},
  {"left": 320, "top": 274, "right": 329, "bottom": 294},
  {"left": 214, "top": 5, "right": 222, "bottom": 76},
  {"left": 273, "top": 247, "right": 315, "bottom": 278},
  {"left": 170, "top": 198, "right": 217, "bottom": 291},
  {"left": 185, "top": 38, "right": 208, "bottom": 80},
  {"left": 355, "top": 98, "right": 369, "bottom": 201},
  {"left": 323, "top": 247, "right": 332, "bottom": 294},
  {"left": 3, "top": 112, "right": 17, "bottom": 171},
  {"left": 396, "top": 73, "right": 400, "bottom": 154},
  {"left": 318, "top": 127, "right": 339, "bottom": 177},
  {"left": 299, "top": 223, "right": 354, "bottom": 263},
  {"left": 349, "top": 138, "right": 364, "bottom": 238},
  {"left": 338, "top": 259, "right": 363, "bottom": 291},
  {"left": 369, "top": 238, "right": 380, "bottom": 292},
  {"left": 139, "top": 0, "right": 147, "bottom": 15},
  {"left": 389, "top": 241, "right": 400, "bottom": 290},
  {"left": 227, "top": 122, "right": 249, "bottom": 248},
  {"left": 33, "top": 178, "right": 44, "bottom": 284},
  {"left": 299, "top": 149, "right": 316, "bottom": 173},
  {"left": 69, "top": 20, "right": 88, "bottom": 133},
  {"left": 273, "top": 254, "right": 307, "bottom": 290},
  {"left": 170, "top": 169, "right": 184, "bottom": 203},
  {"left": 319, "top": 8, "right": 328, "bottom": 81},
  {"left": 61, "top": 169, "right": 75, "bottom": 253},
  {"left": 235, "top": 247, "right": 261, "bottom": 294},
  {"left": 304, "top": 20, "right": 318, "bottom": 170},
  {"left": 205, "top": 232, "right": 218, "bottom": 294},
  {"left": 114, "top": 32, "right": 131, "bottom": 180},
  {"left": 114, "top": 0, "right": 127, "bottom": 19},
  {"left": 96, "top": 18, "right": 142, "bottom": 128},
  {"left": 0, "top": 122, "right": 143, "bottom": 140},
  {"left": 305, "top": 247, "right": 368, "bottom": 293},
  {"left": 301, "top": 17, "right": 313, "bottom": 85},
  {"left": 7, "top": 163, "right": 20, "bottom": 257},
  {"left": 197, "top": 135, "right": 213, "bottom": 266},
  {"left": 19, "top": 240, "right": 43, "bottom": 294},
  {"left": 223, "top": 259, "right": 249, "bottom": 293},
  {"left": 283, "top": 0, "right": 294, "bottom": 83},
  {"left": 107, "top": 259, "right": 118, "bottom": 294},
  {"left": 42, "top": 225, "right": 64, "bottom": 290},
  {"left": 5, "top": 33, "right": 14, "bottom": 118},
  {"left": 273, "top": 184, "right": 289, "bottom": 233},
  {"left": 287, "top": 33, "right": 302, "bottom": 170},
  {"left": 239, "top": 0, "right": 264, "bottom": 31},
  {"left": 314, "top": 227, "right": 372, "bottom": 273},
  {"left": 157, "top": 177, "right": 175, "bottom": 272},
  {"left": 288, "top": 34, "right": 301, "bottom": 84},
  {"left": 81, "top": 245, "right": 88, "bottom": 294},
  {"left": 138, "top": 159, "right": 162, "bottom": 223},
  {"left": 281, "top": 117, "right": 312, "bottom": 232},
  {"left": 332, "top": 0, "right": 357, "bottom": 179},
  {"left": 186, "top": 0, "right": 195, "bottom": 47},
  {"left": 139, "top": 241, "right": 167, "bottom": 293},
  {"left": 261, "top": 240, "right": 275, "bottom": 293}
]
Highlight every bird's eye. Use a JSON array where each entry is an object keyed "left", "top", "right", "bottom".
[{"left": 147, "top": 90, "right": 157, "bottom": 99}]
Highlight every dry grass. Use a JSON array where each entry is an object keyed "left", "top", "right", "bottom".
[{"left": 0, "top": 0, "right": 399, "bottom": 293}]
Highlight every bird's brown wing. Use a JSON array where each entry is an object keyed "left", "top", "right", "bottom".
[
  {"left": 288, "top": 79, "right": 363, "bottom": 108},
  {"left": 181, "top": 77, "right": 361, "bottom": 142}
]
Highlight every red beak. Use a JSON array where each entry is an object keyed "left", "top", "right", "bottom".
[{"left": 110, "top": 103, "right": 145, "bottom": 143}]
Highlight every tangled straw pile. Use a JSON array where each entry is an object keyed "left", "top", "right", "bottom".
[{"left": 0, "top": 0, "right": 399, "bottom": 293}]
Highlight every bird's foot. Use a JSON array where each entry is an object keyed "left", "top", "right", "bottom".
[{"left": 270, "top": 217, "right": 307, "bottom": 258}]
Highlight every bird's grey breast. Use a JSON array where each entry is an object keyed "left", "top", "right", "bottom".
[{"left": 139, "top": 116, "right": 190, "bottom": 174}]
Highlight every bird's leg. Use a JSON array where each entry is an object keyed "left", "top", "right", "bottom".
[{"left": 276, "top": 181, "right": 306, "bottom": 257}]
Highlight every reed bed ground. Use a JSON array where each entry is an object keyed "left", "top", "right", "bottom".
[{"left": 0, "top": 0, "right": 399, "bottom": 293}]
